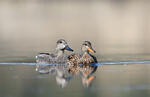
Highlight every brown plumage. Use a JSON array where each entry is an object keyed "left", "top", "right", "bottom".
[
  {"left": 67, "top": 53, "right": 80, "bottom": 74},
  {"left": 67, "top": 41, "right": 98, "bottom": 78}
]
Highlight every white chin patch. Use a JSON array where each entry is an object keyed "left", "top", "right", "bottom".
[{"left": 56, "top": 44, "right": 65, "bottom": 50}]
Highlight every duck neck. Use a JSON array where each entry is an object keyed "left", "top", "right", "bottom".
[
  {"left": 57, "top": 50, "right": 64, "bottom": 58},
  {"left": 81, "top": 51, "right": 89, "bottom": 56},
  {"left": 82, "top": 51, "right": 89, "bottom": 54}
]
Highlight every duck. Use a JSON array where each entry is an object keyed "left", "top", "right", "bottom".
[
  {"left": 67, "top": 41, "right": 98, "bottom": 87},
  {"left": 36, "top": 39, "right": 73, "bottom": 74}
]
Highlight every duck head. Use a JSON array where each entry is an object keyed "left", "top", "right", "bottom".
[
  {"left": 56, "top": 39, "right": 73, "bottom": 52},
  {"left": 81, "top": 41, "right": 96, "bottom": 53}
]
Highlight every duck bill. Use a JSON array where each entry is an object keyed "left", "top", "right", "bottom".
[
  {"left": 65, "top": 45, "right": 74, "bottom": 52},
  {"left": 88, "top": 48, "right": 96, "bottom": 53}
]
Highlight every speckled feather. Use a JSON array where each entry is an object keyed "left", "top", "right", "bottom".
[
  {"left": 67, "top": 52, "right": 97, "bottom": 75},
  {"left": 67, "top": 53, "right": 80, "bottom": 74}
]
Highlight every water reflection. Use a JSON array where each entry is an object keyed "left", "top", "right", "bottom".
[
  {"left": 55, "top": 66, "right": 74, "bottom": 88},
  {"left": 80, "top": 65, "right": 97, "bottom": 88},
  {"left": 35, "top": 64, "right": 97, "bottom": 88}
]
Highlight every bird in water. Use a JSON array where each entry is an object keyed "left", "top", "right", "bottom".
[
  {"left": 67, "top": 41, "right": 98, "bottom": 87},
  {"left": 36, "top": 39, "right": 73, "bottom": 74}
]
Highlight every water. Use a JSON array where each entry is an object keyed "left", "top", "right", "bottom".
[{"left": 0, "top": 63, "right": 150, "bottom": 97}]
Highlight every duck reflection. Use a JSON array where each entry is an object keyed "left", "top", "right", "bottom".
[
  {"left": 55, "top": 66, "right": 74, "bottom": 88},
  {"left": 35, "top": 64, "right": 74, "bottom": 88},
  {"left": 35, "top": 62, "right": 97, "bottom": 88}
]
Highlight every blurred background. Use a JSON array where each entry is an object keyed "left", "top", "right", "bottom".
[{"left": 0, "top": 0, "right": 150, "bottom": 62}]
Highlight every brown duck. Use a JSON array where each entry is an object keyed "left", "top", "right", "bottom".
[{"left": 67, "top": 41, "right": 97, "bottom": 86}]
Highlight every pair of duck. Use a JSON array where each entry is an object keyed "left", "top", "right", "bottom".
[{"left": 36, "top": 39, "right": 98, "bottom": 83}]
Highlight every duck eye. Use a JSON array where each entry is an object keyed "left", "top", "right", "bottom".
[
  {"left": 84, "top": 44, "right": 87, "bottom": 46},
  {"left": 59, "top": 41, "right": 62, "bottom": 43}
]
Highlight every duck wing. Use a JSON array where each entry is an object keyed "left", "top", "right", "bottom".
[
  {"left": 39, "top": 53, "right": 50, "bottom": 55},
  {"left": 67, "top": 53, "right": 81, "bottom": 66},
  {"left": 79, "top": 53, "right": 96, "bottom": 65},
  {"left": 35, "top": 53, "right": 58, "bottom": 74},
  {"left": 36, "top": 53, "right": 57, "bottom": 64},
  {"left": 67, "top": 53, "right": 81, "bottom": 74}
]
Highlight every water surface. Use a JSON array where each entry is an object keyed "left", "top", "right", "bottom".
[{"left": 0, "top": 64, "right": 150, "bottom": 97}]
